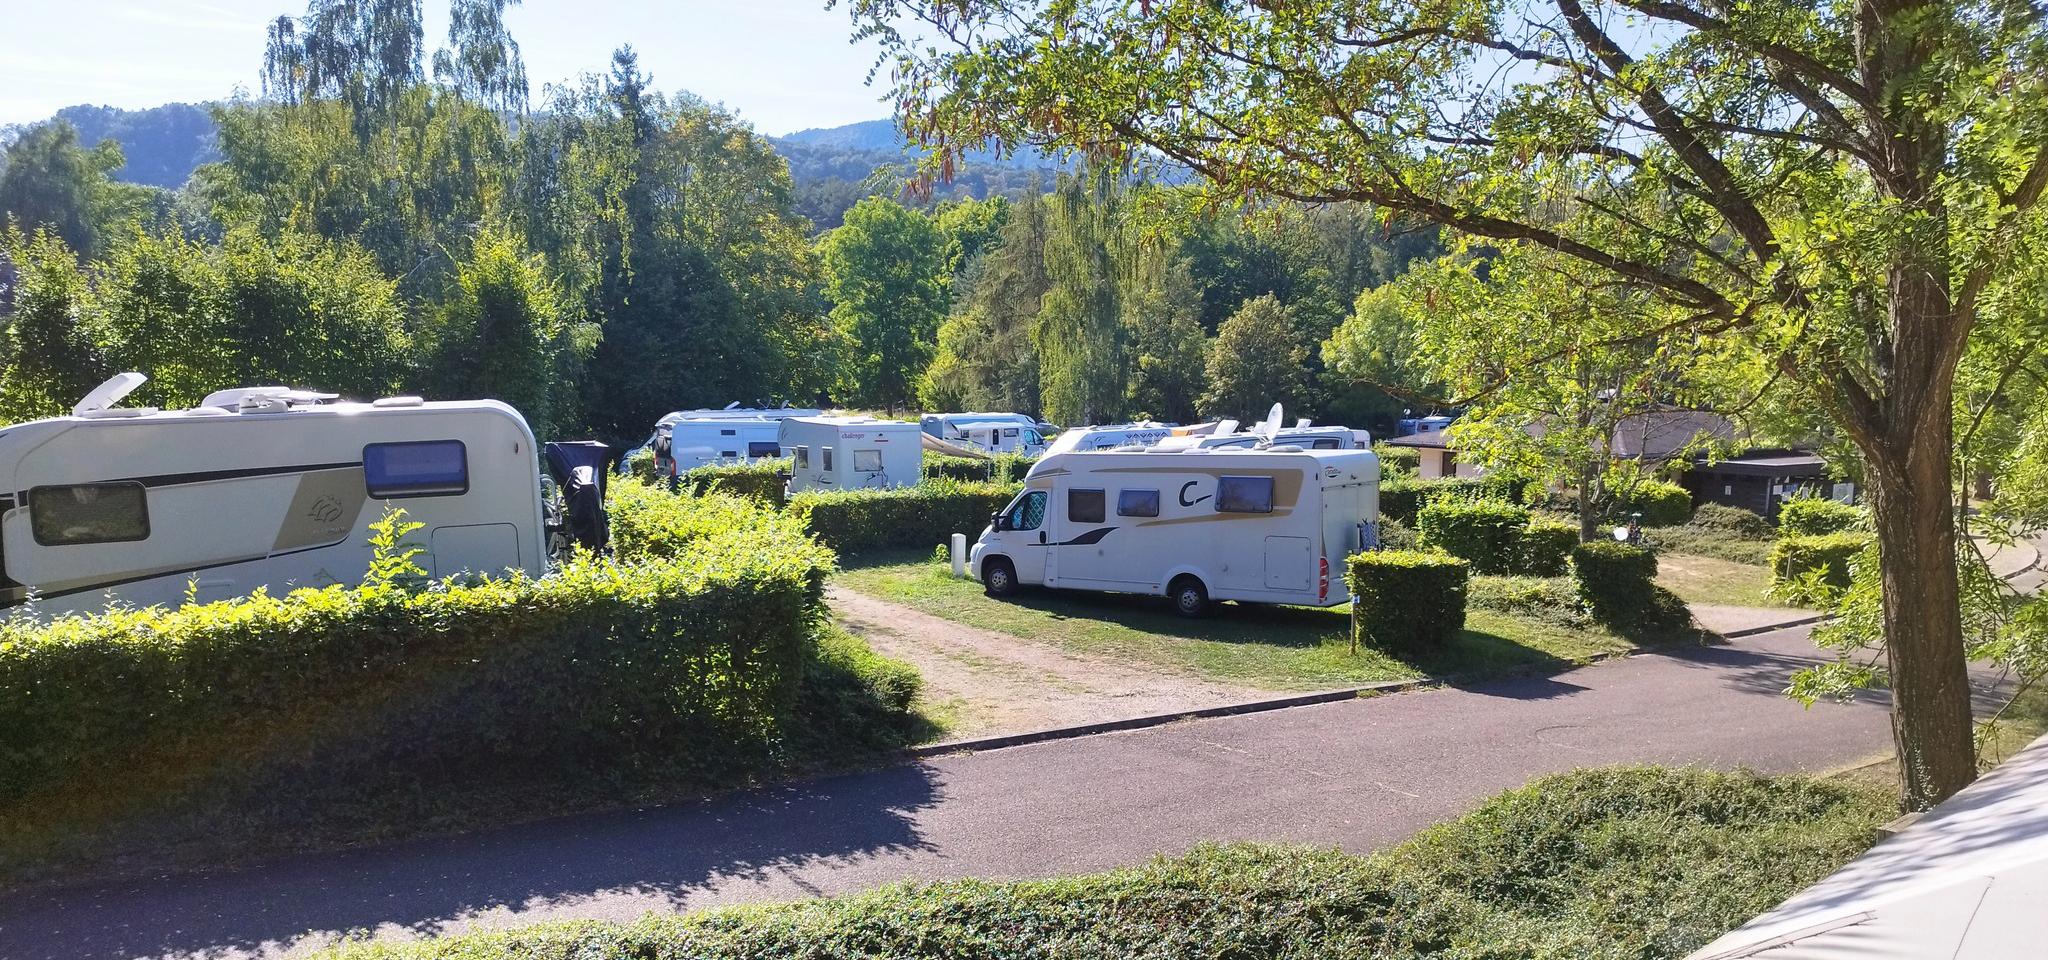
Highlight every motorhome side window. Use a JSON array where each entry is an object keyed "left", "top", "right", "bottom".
[
  {"left": 822, "top": 448, "right": 834, "bottom": 471},
  {"left": 1117, "top": 489, "right": 1160, "bottom": 518},
  {"left": 364, "top": 440, "right": 469, "bottom": 498},
  {"left": 30, "top": 482, "right": 150, "bottom": 546},
  {"left": 747, "top": 441, "right": 779, "bottom": 458},
  {"left": 793, "top": 446, "right": 809, "bottom": 468},
  {"left": 1068, "top": 489, "right": 1106, "bottom": 524},
  {"left": 1009, "top": 491, "right": 1046, "bottom": 530},
  {"left": 854, "top": 449, "right": 883, "bottom": 473},
  {"left": 1216, "top": 476, "right": 1276, "bottom": 514}
]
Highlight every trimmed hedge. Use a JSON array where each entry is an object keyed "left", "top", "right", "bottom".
[
  {"left": 318, "top": 767, "right": 1891, "bottom": 960},
  {"left": 1518, "top": 520, "right": 1580, "bottom": 577},
  {"left": 679, "top": 460, "right": 790, "bottom": 507},
  {"left": 1372, "top": 444, "right": 1420, "bottom": 476},
  {"left": 922, "top": 451, "right": 1033, "bottom": 484},
  {"left": 1418, "top": 499, "right": 1530, "bottom": 574},
  {"left": 1688, "top": 502, "right": 1776, "bottom": 538},
  {"left": 0, "top": 501, "right": 835, "bottom": 868},
  {"left": 791, "top": 479, "right": 1022, "bottom": 554},
  {"left": 1779, "top": 496, "right": 1867, "bottom": 537},
  {"left": 1572, "top": 541, "right": 1661, "bottom": 624},
  {"left": 1347, "top": 550, "right": 1469, "bottom": 652},
  {"left": 1379, "top": 474, "right": 1525, "bottom": 524},
  {"left": 1613, "top": 479, "right": 1693, "bottom": 526},
  {"left": 1469, "top": 575, "right": 1587, "bottom": 626},
  {"left": 1770, "top": 532, "right": 1872, "bottom": 599}
]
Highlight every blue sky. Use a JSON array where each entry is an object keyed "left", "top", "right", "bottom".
[{"left": 0, "top": 0, "right": 894, "bottom": 135}]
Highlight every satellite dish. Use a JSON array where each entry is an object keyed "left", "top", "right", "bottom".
[
  {"left": 74, "top": 372, "right": 148, "bottom": 416},
  {"left": 1254, "top": 403, "right": 1284, "bottom": 442}
]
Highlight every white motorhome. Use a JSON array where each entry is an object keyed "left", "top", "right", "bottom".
[
  {"left": 1040, "top": 421, "right": 1178, "bottom": 456},
  {"left": 632, "top": 405, "right": 821, "bottom": 477},
  {"left": 1155, "top": 425, "right": 1370, "bottom": 452},
  {"left": 972, "top": 446, "right": 1379, "bottom": 616},
  {"left": 0, "top": 374, "right": 547, "bottom": 618},
  {"left": 780, "top": 416, "right": 922, "bottom": 493},
  {"left": 920, "top": 412, "right": 1051, "bottom": 456}
]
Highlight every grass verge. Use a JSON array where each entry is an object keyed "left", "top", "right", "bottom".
[
  {"left": 318, "top": 766, "right": 1892, "bottom": 960},
  {"left": 837, "top": 552, "right": 1703, "bottom": 690}
]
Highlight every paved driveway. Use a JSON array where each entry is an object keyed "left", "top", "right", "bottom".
[{"left": 0, "top": 623, "right": 1922, "bottom": 960}]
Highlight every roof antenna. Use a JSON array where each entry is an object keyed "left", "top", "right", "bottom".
[{"left": 74, "top": 372, "right": 148, "bottom": 416}]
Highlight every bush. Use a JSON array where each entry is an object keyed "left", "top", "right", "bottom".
[
  {"left": 791, "top": 479, "right": 1022, "bottom": 554},
  {"left": 1418, "top": 499, "right": 1530, "bottom": 574},
  {"left": 1779, "top": 496, "right": 1867, "bottom": 537},
  {"left": 922, "top": 451, "right": 1033, "bottom": 484},
  {"left": 1645, "top": 503, "right": 1775, "bottom": 564},
  {"left": 609, "top": 478, "right": 813, "bottom": 564},
  {"left": 1517, "top": 519, "right": 1580, "bottom": 577},
  {"left": 680, "top": 459, "right": 790, "bottom": 507},
  {"left": 1380, "top": 474, "right": 1523, "bottom": 524},
  {"left": 1374, "top": 517, "right": 1419, "bottom": 550},
  {"left": 1468, "top": 575, "right": 1586, "bottom": 626},
  {"left": 1346, "top": 550, "right": 1469, "bottom": 652},
  {"left": 1687, "top": 502, "right": 1776, "bottom": 538},
  {"left": 319, "top": 767, "right": 1891, "bottom": 960},
  {"left": 0, "top": 503, "right": 837, "bottom": 871},
  {"left": 1770, "top": 532, "right": 1873, "bottom": 604},
  {"left": 1614, "top": 479, "right": 1693, "bottom": 526},
  {"left": 1372, "top": 443, "right": 1420, "bottom": 477},
  {"left": 1572, "top": 540, "right": 1663, "bottom": 624}
]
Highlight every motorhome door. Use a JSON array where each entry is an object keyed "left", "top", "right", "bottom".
[{"left": 1000, "top": 490, "right": 1050, "bottom": 585}]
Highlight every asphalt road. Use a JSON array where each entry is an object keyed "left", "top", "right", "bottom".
[{"left": 0, "top": 622, "right": 1932, "bottom": 960}]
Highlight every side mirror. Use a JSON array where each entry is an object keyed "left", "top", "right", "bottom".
[{"left": 993, "top": 513, "right": 1010, "bottom": 531}]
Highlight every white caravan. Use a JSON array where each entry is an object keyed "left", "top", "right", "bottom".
[
  {"left": 0, "top": 374, "right": 547, "bottom": 618},
  {"left": 780, "top": 416, "right": 922, "bottom": 493},
  {"left": 1155, "top": 425, "right": 1370, "bottom": 452},
  {"left": 920, "top": 413, "right": 1051, "bottom": 456},
  {"left": 1040, "top": 421, "right": 1178, "bottom": 456},
  {"left": 971, "top": 446, "right": 1379, "bottom": 616},
  {"left": 633, "top": 405, "right": 821, "bottom": 477}
]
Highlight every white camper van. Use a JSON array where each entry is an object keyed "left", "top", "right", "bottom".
[
  {"left": 1040, "top": 421, "right": 1178, "bottom": 456},
  {"left": 633, "top": 405, "right": 822, "bottom": 478},
  {"left": 920, "top": 413, "right": 1051, "bottom": 456},
  {"left": 780, "top": 416, "right": 922, "bottom": 493},
  {"left": 0, "top": 374, "right": 547, "bottom": 618},
  {"left": 1156, "top": 425, "right": 1369, "bottom": 452},
  {"left": 972, "top": 446, "right": 1379, "bottom": 616}
]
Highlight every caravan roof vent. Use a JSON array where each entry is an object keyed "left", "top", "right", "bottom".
[
  {"left": 74, "top": 372, "right": 149, "bottom": 416},
  {"left": 202, "top": 386, "right": 340, "bottom": 410},
  {"left": 373, "top": 396, "right": 426, "bottom": 407}
]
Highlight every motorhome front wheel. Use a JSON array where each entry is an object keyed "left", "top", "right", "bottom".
[{"left": 982, "top": 557, "right": 1018, "bottom": 597}]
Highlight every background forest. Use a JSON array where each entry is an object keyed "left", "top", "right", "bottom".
[{"left": 0, "top": 0, "right": 1441, "bottom": 447}]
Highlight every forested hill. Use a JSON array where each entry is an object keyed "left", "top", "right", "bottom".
[{"left": 47, "top": 103, "right": 219, "bottom": 188}]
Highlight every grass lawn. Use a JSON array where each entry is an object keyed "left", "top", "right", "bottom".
[
  {"left": 837, "top": 551, "right": 1696, "bottom": 691},
  {"left": 1655, "top": 552, "right": 1793, "bottom": 608}
]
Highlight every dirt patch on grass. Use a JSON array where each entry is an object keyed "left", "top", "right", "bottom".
[{"left": 829, "top": 586, "right": 1275, "bottom": 740}]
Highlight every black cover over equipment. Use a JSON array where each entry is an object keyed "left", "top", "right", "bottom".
[{"left": 544, "top": 441, "right": 616, "bottom": 553}]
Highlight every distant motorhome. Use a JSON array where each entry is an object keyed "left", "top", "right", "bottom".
[
  {"left": 1154, "top": 424, "right": 1369, "bottom": 452},
  {"left": 1040, "top": 421, "right": 1178, "bottom": 456},
  {"left": 780, "top": 416, "right": 922, "bottom": 493},
  {"left": 973, "top": 446, "right": 1380, "bottom": 616},
  {"left": 1395, "top": 415, "right": 1455, "bottom": 437},
  {"left": 0, "top": 373, "right": 547, "bottom": 618},
  {"left": 920, "top": 412, "right": 1053, "bottom": 457},
  {"left": 632, "top": 404, "right": 822, "bottom": 477}
]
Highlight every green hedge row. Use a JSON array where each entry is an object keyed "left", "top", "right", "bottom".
[
  {"left": 0, "top": 503, "right": 835, "bottom": 862},
  {"left": 1372, "top": 444, "right": 1421, "bottom": 476},
  {"left": 1415, "top": 500, "right": 1576, "bottom": 576},
  {"left": 791, "top": 479, "right": 1022, "bottom": 554},
  {"left": 1613, "top": 479, "right": 1694, "bottom": 527},
  {"left": 923, "top": 451, "right": 1033, "bottom": 484},
  {"left": 1770, "top": 533, "right": 1872, "bottom": 601},
  {"left": 1379, "top": 473, "right": 1528, "bottom": 524},
  {"left": 679, "top": 460, "right": 790, "bottom": 507},
  {"left": 1347, "top": 550, "right": 1469, "bottom": 651},
  {"left": 1572, "top": 541, "right": 1661, "bottom": 625},
  {"left": 1779, "top": 497, "right": 1866, "bottom": 537}
]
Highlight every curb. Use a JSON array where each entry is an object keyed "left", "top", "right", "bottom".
[
  {"left": 1713, "top": 613, "right": 1833, "bottom": 640},
  {"left": 905, "top": 678, "right": 1427, "bottom": 758}
]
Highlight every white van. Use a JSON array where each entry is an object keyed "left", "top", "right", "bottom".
[
  {"left": 920, "top": 412, "right": 1051, "bottom": 456},
  {"left": 633, "top": 405, "right": 821, "bottom": 477},
  {"left": 0, "top": 374, "right": 547, "bottom": 618},
  {"left": 971, "top": 446, "right": 1379, "bottom": 615},
  {"left": 780, "top": 416, "right": 923, "bottom": 493},
  {"left": 1040, "top": 421, "right": 1178, "bottom": 456}
]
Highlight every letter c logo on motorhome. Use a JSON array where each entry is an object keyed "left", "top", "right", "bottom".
[{"left": 1178, "top": 480, "right": 1211, "bottom": 507}]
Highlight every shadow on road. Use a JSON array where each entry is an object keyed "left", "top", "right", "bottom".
[{"left": 0, "top": 763, "right": 947, "bottom": 960}]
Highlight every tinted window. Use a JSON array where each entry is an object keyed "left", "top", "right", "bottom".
[
  {"left": 1010, "top": 491, "right": 1047, "bottom": 530},
  {"left": 1216, "top": 475, "right": 1275, "bottom": 514},
  {"left": 1311, "top": 438, "right": 1341, "bottom": 449},
  {"left": 822, "top": 448, "right": 834, "bottom": 471},
  {"left": 31, "top": 482, "right": 150, "bottom": 545},
  {"left": 1068, "top": 489, "right": 1106, "bottom": 524},
  {"left": 1118, "top": 488, "right": 1160, "bottom": 518},
  {"left": 793, "top": 446, "right": 809, "bottom": 469},
  {"left": 720, "top": 428, "right": 737, "bottom": 436},
  {"left": 747, "top": 441, "right": 780, "bottom": 458},
  {"left": 721, "top": 450, "right": 739, "bottom": 458},
  {"left": 364, "top": 440, "right": 468, "bottom": 498},
  {"left": 854, "top": 449, "right": 882, "bottom": 472},
  {"left": 1003, "top": 427, "right": 1018, "bottom": 437}
]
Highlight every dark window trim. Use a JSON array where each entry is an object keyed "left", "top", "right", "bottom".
[
  {"left": 29, "top": 481, "right": 152, "bottom": 546},
  {"left": 1068, "top": 487, "right": 1107, "bottom": 524},
  {"left": 364, "top": 439, "right": 470, "bottom": 499},
  {"left": 1216, "top": 475, "right": 1276, "bottom": 514},
  {"left": 1117, "top": 488, "right": 1161, "bottom": 518}
]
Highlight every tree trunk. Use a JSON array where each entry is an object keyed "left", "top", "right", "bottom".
[{"left": 1577, "top": 461, "right": 1601, "bottom": 543}]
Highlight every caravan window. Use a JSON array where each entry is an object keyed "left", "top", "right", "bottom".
[
  {"left": 1068, "top": 489, "right": 1106, "bottom": 524},
  {"left": 794, "top": 446, "right": 809, "bottom": 468},
  {"left": 747, "top": 441, "right": 780, "bottom": 458},
  {"left": 822, "top": 448, "right": 834, "bottom": 472},
  {"left": 1310, "top": 438, "right": 1341, "bottom": 449},
  {"left": 31, "top": 482, "right": 150, "bottom": 546},
  {"left": 1117, "top": 489, "right": 1160, "bottom": 518},
  {"left": 1216, "top": 476, "right": 1275, "bottom": 514},
  {"left": 1003, "top": 427, "right": 1019, "bottom": 437},
  {"left": 854, "top": 450, "right": 882, "bottom": 473},
  {"left": 364, "top": 440, "right": 469, "bottom": 498}
]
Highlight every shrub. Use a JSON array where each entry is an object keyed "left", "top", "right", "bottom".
[
  {"left": 680, "top": 459, "right": 790, "bottom": 507},
  {"left": 1613, "top": 479, "right": 1693, "bottom": 526},
  {"left": 790, "top": 479, "right": 1022, "bottom": 554},
  {"left": 1517, "top": 519, "right": 1580, "bottom": 577},
  {"left": 1645, "top": 503, "right": 1775, "bottom": 564},
  {"left": 1380, "top": 475, "right": 1521, "bottom": 524},
  {"left": 1779, "top": 496, "right": 1867, "bottom": 537},
  {"left": 1374, "top": 517, "right": 1419, "bottom": 550},
  {"left": 1468, "top": 575, "right": 1586, "bottom": 626},
  {"left": 1372, "top": 444, "right": 1420, "bottom": 477},
  {"left": 609, "top": 478, "right": 814, "bottom": 564},
  {"left": 1572, "top": 540, "right": 1662, "bottom": 624},
  {"left": 1687, "top": 502, "right": 1776, "bottom": 538},
  {"left": 1418, "top": 499, "right": 1531, "bottom": 574},
  {"left": 623, "top": 447, "right": 658, "bottom": 480},
  {"left": 922, "top": 452, "right": 1033, "bottom": 484},
  {"left": 318, "top": 767, "right": 1890, "bottom": 960},
  {"left": 1346, "top": 550, "right": 1469, "bottom": 652},
  {"left": 0, "top": 504, "right": 836, "bottom": 869},
  {"left": 1770, "top": 533, "right": 1873, "bottom": 604}
]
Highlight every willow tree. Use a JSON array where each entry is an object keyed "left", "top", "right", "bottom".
[{"left": 848, "top": 0, "right": 2048, "bottom": 807}]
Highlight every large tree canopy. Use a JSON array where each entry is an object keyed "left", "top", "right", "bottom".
[{"left": 847, "top": 0, "right": 2048, "bottom": 807}]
